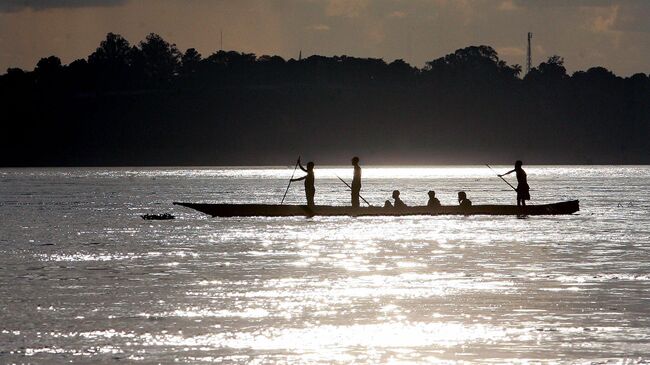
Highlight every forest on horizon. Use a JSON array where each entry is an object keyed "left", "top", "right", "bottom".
[{"left": 1, "top": 32, "right": 649, "bottom": 166}]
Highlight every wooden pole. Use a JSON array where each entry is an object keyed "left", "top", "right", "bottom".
[
  {"left": 335, "top": 174, "right": 372, "bottom": 207},
  {"left": 281, "top": 157, "right": 300, "bottom": 205},
  {"left": 486, "top": 164, "right": 517, "bottom": 191}
]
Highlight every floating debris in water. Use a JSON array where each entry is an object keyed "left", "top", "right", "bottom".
[{"left": 141, "top": 213, "right": 175, "bottom": 220}]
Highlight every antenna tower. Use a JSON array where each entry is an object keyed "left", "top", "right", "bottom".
[{"left": 526, "top": 32, "right": 532, "bottom": 75}]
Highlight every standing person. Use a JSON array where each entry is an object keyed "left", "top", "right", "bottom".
[
  {"left": 351, "top": 156, "right": 362, "bottom": 208},
  {"left": 499, "top": 160, "right": 530, "bottom": 206},
  {"left": 290, "top": 158, "right": 315, "bottom": 207}
]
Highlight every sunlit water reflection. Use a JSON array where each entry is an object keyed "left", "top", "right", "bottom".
[{"left": 1, "top": 166, "right": 650, "bottom": 363}]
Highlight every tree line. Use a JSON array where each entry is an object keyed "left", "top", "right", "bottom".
[{"left": 1, "top": 32, "right": 648, "bottom": 166}]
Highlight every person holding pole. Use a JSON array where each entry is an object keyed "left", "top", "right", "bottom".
[
  {"left": 498, "top": 160, "right": 530, "bottom": 206},
  {"left": 290, "top": 158, "right": 316, "bottom": 207},
  {"left": 351, "top": 156, "right": 362, "bottom": 208}
]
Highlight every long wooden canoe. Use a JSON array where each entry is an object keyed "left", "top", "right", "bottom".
[{"left": 173, "top": 200, "right": 579, "bottom": 217}]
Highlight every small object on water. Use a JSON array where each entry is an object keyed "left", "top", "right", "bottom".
[{"left": 141, "top": 213, "right": 175, "bottom": 220}]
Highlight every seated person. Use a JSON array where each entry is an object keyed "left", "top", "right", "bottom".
[
  {"left": 458, "top": 191, "right": 472, "bottom": 208},
  {"left": 427, "top": 190, "right": 441, "bottom": 208},
  {"left": 384, "top": 200, "right": 393, "bottom": 208},
  {"left": 392, "top": 190, "right": 407, "bottom": 208}
]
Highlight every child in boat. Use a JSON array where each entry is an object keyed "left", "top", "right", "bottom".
[
  {"left": 499, "top": 160, "right": 530, "bottom": 206},
  {"left": 384, "top": 200, "right": 393, "bottom": 208},
  {"left": 458, "top": 191, "right": 472, "bottom": 208},
  {"left": 427, "top": 190, "right": 441, "bottom": 208},
  {"left": 290, "top": 158, "right": 315, "bottom": 207},
  {"left": 392, "top": 190, "right": 407, "bottom": 208}
]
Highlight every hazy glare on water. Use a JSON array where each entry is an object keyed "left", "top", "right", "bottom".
[{"left": 1, "top": 166, "right": 650, "bottom": 364}]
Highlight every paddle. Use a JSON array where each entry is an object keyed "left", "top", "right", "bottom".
[
  {"left": 281, "top": 156, "right": 300, "bottom": 205},
  {"left": 335, "top": 174, "right": 373, "bottom": 207},
  {"left": 486, "top": 164, "right": 517, "bottom": 192}
]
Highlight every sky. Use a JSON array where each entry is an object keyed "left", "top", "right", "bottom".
[{"left": 0, "top": 0, "right": 648, "bottom": 76}]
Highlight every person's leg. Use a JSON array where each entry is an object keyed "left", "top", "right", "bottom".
[
  {"left": 351, "top": 188, "right": 360, "bottom": 208},
  {"left": 307, "top": 189, "right": 315, "bottom": 207}
]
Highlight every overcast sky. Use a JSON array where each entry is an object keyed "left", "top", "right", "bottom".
[{"left": 1, "top": 0, "right": 648, "bottom": 75}]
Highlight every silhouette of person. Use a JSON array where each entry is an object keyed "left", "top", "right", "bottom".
[
  {"left": 384, "top": 200, "right": 393, "bottom": 208},
  {"left": 351, "top": 156, "right": 362, "bottom": 208},
  {"left": 290, "top": 158, "right": 315, "bottom": 207},
  {"left": 458, "top": 191, "right": 472, "bottom": 208},
  {"left": 392, "top": 190, "right": 407, "bottom": 208},
  {"left": 427, "top": 190, "right": 441, "bottom": 208},
  {"left": 499, "top": 160, "right": 530, "bottom": 206}
]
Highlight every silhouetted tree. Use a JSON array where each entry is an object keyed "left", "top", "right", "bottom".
[
  {"left": 35, "top": 56, "right": 62, "bottom": 74},
  {"left": 89, "top": 33, "right": 132, "bottom": 68},
  {"left": 137, "top": 33, "right": 181, "bottom": 85},
  {"left": 526, "top": 55, "right": 567, "bottom": 83},
  {"left": 388, "top": 59, "right": 414, "bottom": 73},
  {"left": 508, "top": 64, "right": 523, "bottom": 79},
  {"left": 64, "top": 58, "right": 92, "bottom": 91},
  {"left": 181, "top": 48, "right": 202, "bottom": 74},
  {"left": 423, "top": 45, "right": 520, "bottom": 85},
  {"left": 87, "top": 33, "right": 136, "bottom": 90},
  {"left": 385, "top": 59, "right": 418, "bottom": 86},
  {"left": 255, "top": 55, "right": 286, "bottom": 83},
  {"left": 34, "top": 56, "right": 62, "bottom": 88},
  {"left": 0, "top": 67, "right": 31, "bottom": 96}
]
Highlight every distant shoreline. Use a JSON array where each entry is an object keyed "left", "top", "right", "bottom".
[{"left": 2, "top": 34, "right": 648, "bottom": 166}]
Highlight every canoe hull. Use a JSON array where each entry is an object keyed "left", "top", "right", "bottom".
[{"left": 173, "top": 200, "right": 579, "bottom": 217}]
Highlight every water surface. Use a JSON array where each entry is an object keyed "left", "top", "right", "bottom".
[{"left": 1, "top": 166, "right": 650, "bottom": 363}]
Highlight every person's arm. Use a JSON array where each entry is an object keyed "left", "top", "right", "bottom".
[
  {"left": 297, "top": 158, "right": 307, "bottom": 173},
  {"left": 290, "top": 175, "right": 307, "bottom": 182},
  {"left": 499, "top": 169, "right": 515, "bottom": 177}
]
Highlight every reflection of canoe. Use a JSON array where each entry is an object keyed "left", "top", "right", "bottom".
[{"left": 173, "top": 200, "right": 579, "bottom": 217}]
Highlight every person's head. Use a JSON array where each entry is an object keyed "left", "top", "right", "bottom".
[
  {"left": 458, "top": 191, "right": 467, "bottom": 201},
  {"left": 307, "top": 162, "right": 315, "bottom": 170},
  {"left": 515, "top": 160, "right": 523, "bottom": 169},
  {"left": 428, "top": 190, "right": 436, "bottom": 198},
  {"left": 351, "top": 156, "right": 359, "bottom": 165},
  {"left": 392, "top": 190, "right": 400, "bottom": 199}
]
